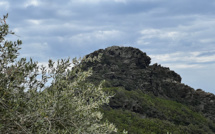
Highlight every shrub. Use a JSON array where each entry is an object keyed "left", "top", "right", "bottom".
[{"left": 0, "top": 14, "right": 118, "bottom": 134}]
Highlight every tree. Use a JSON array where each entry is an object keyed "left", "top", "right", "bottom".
[{"left": 0, "top": 14, "right": 118, "bottom": 134}]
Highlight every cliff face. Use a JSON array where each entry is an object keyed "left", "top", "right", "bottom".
[{"left": 76, "top": 46, "right": 215, "bottom": 133}]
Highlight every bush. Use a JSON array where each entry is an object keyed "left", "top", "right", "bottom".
[{"left": 0, "top": 14, "right": 118, "bottom": 134}]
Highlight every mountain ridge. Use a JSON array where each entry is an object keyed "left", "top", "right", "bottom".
[{"left": 73, "top": 46, "right": 215, "bottom": 133}]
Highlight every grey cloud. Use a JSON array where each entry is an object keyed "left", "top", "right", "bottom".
[
  {"left": 160, "top": 0, "right": 215, "bottom": 15},
  {"left": 197, "top": 51, "right": 215, "bottom": 57},
  {"left": 2, "top": 0, "right": 215, "bottom": 93}
]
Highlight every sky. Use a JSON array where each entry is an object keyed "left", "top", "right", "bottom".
[{"left": 1, "top": 0, "right": 215, "bottom": 94}]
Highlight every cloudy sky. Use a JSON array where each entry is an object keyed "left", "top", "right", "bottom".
[{"left": 1, "top": 0, "right": 215, "bottom": 93}]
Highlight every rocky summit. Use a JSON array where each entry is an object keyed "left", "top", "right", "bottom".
[{"left": 76, "top": 46, "right": 215, "bottom": 133}]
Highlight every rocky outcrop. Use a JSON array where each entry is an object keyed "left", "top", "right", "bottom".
[{"left": 77, "top": 46, "right": 215, "bottom": 122}]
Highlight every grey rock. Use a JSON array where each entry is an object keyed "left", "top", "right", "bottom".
[{"left": 75, "top": 46, "right": 215, "bottom": 122}]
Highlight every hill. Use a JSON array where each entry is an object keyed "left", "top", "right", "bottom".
[{"left": 73, "top": 46, "right": 215, "bottom": 133}]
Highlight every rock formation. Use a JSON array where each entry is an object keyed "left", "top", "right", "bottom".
[
  {"left": 70, "top": 46, "right": 215, "bottom": 133},
  {"left": 78, "top": 46, "right": 215, "bottom": 122}
]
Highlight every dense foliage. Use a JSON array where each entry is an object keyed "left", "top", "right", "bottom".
[
  {"left": 101, "top": 87, "right": 215, "bottom": 134},
  {"left": 0, "top": 14, "right": 118, "bottom": 134}
]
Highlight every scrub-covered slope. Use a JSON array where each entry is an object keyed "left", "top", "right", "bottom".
[{"left": 75, "top": 46, "right": 215, "bottom": 133}]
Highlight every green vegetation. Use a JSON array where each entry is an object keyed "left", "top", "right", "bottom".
[
  {"left": 0, "top": 14, "right": 118, "bottom": 133},
  {"left": 2, "top": 14, "right": 215, "bottom": 134},
  {"left": 102, "top": 87, "right": 215, "bottom": 134}
]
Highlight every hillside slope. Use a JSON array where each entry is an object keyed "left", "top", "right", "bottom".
[{"left": 73, "top": 46, "right": 215, "bottom": 133}]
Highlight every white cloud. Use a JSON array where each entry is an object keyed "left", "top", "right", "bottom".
[
  {"left": 69, "top": 30, "right": 122, "bottom": 45},
  {"left": 94, "top": 30, "right": 121, "bottom": 39},
  {"left": 32, "top": 42, "right": 49, "bottom": 50},
  {"left": 27, "top": 19, "right": 42, "bottom": 25},
  {"left": 199, "top": 39, "right": 214, "bottom": 43},
  {"left": 164, "top": 64, "right": 203, "bottom": 69},
  {"left": 114, "top": 0, "right": 127, "bottom": 3},
  {"left": 138, "top": 29, "right": 187, "bottom": 43},
  {"left": 24, "top": 0, "right": 40, "bottom": 7},
  {"left": 149, "top": 51, "right": 215, "bottom": 70},
  {"left": 137, "top": 16, "right": 215, "bottom": 55},
  {"left": 20, "top": 42, "right": 50, "bottom": 59},
  {"left": 148, "top": 52, "right": 208, "bottom": 70},
  {"left": 6, "top": 0, "right": 215, "bottom": 93},
  {"left": 73, "top": 0, "right": 127, "bottom": 3},
  {"left": 0, "top": 1, "right": 10, "bottom": 10}
]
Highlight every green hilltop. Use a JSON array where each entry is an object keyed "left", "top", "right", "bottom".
[{"left": 74, "top": 46, "right": 215, "bottom": 134}]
